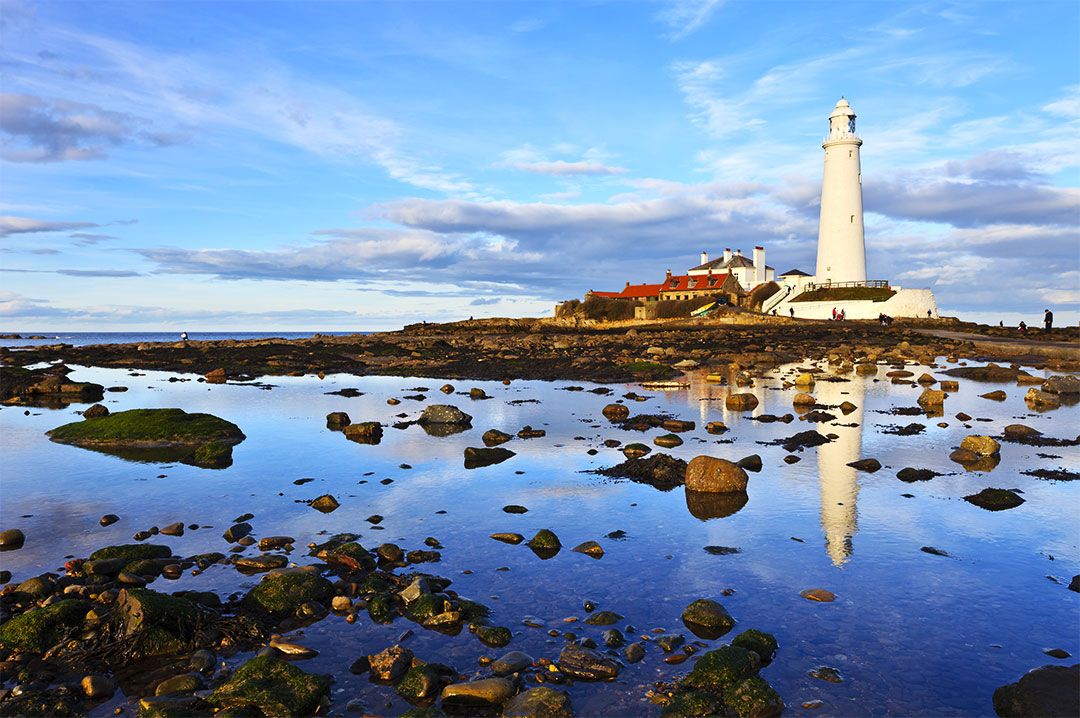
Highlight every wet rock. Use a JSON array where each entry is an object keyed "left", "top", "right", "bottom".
[
  {"left": 685, "top": 456, "right": 748, "bottom": 493},
  {"left": 155, "top": 672, "right": 205, "bottom": 696},
  {"left": 917, "top": 388, "right": 946, "bottom": 408},
  {"left": 654, "top": 433, "right": 683, "bottom": 448},
  {"left": 960, "top": 435, "right": 1001, "bottom": 456},
  {"left": 325, "top": 412, "right": 351, "bottom": 429},
  {"left": 259, "top": 536, "right": 295, "bottom": 551},
  {"left": 235, "top": 554, "right": 289, "bottom": 572},
  {"left": 0, "top": 528, "right": 25, "bottom": 551},
  {"left": 682, "top": 598, "right": 736, "bottom": 639},
  {"left": 572, "top": 541, "right": 604, "bottom": 558},
  {"left": 602, "top": 403, "right": 630, "bottom": 421},
  {"left": 469, "top": 387, "right": 489, "bottom": 400},
  {"left": 896, "top": 467, "right": 942, "bottom": 482},
  {"left": 725, "top": 393, "right": 759, "bottom": 411},
  {"left": 981, "top": 390, "right": 1008, "bottom": 401},
  {"left": 491, "top": 533, "right": 525, "bottom": 545},
  {"left": 737, "top": 454, "right": 763, "bottom": 472},
  {"left": 767, "top": 431, "right": 832, "bottom": 452},
  {"left": 683, "top": 645, "right": 755, "bottom": 691},
  {"left": 310, "top": 494, "right": 340, "bottom": 513},
  {"left": 965, "top": 488, "right": 1025, "bottom": 511},
  {"left": 476, "top": 625, "right": 512, "bottom": 648},
  {"left": 503, "top": 504, "right": 528, "bottom": 514},
  {"left": 705, "top": 421, "right": 728, "bottom": 434},
  {"left": 368, "top": 645, "right": 414, "bottom": 682},
  {"left": 704, "top": 545, "right": 741, "bottom": 555},
  {"left": 1004, "top": 424, "right": 1042, "bottom": 440},
  {"left": 160, "top": 522, "right": 184, "bottom": 537},
  {"left": 1070, "top": 576, "right": 1080, "bottom": 593},
  {"left": 992, "top": 664, "right": 1078, "bottom": 718},
  {"left": 243, "top": 571, "right": 334, "bottom": 618},
  {"left": 809, "top": 666, "right": 843, "bottom": 683},
  {"left": 464, "top": 446, "right": 515, "bottom": 469},
  {"left": 793, "top": 392, "right": 816, "bottom": 406},
  {"left": 597, "top": 453, "right": 687, "bottom": 490},
  {"left": 725, "top": 676, "right": 785, "bottom": 718},
  {"left": 655, "top": 633, "right": 685, "bottom": 652},
  {"left": 223, "top": 522, "right": 252, "bottom": 542},
  {"left": 847, "top": 458, "right": 881, "bottom": 472},
  {"left": 100, "top": 513, "right": 120, "bottom": 526},
  {"left": 732, "top": 629, "right": 779, "bottom": 665},
  {"left": 207, "top": 655, "right": 329, "bottom": 716},
  {"left": 343, "top": 421, "right": 383, "bottom": 443},
  {"left": 799, "top": 588, "right": 835, "bottom": 602},
  {"left": 503, "top": 686, "right": 573, "bottom": 718},
  {"left": 396, "top": 665, "right": 442, "bottom": 703},
  {"left": 1044, "top": 375, "right": 1080, "bottom": 394},
  {"left": 557, "top": 643, "right": 621, "bottom": 681},
  {"left": 1025, "top": 388, "right": 1061, "bottom": 408},
  {"left": 83, "top": 403, "right": 110, "bottom": 419},
  {"left": 138, "top": 695, "right": 208, "bottom": 717},
  {"left": 482, "top": 429, "right": 512, "bottom": 447},
  {"left": 1045, "top": 649, "right": 1072, "bottom": 659},
  {"left": 527, "top": 529, "right": 561, "bottom": 559},
  {"left": 492, "top": 650, "right": 534, "bottom": 676},
  {"left": 625, "top": 642, "right": 645, "bottom": 663},
  {"left": 441, "top": 677, "right": 515, "bottom": 709},
  {"left": 584, "top": 610, "right": 622, "bottom": 626},
  {"left": 921, "top": 546, "right": 949, "bottom": 556},
  {"left": 419, "top": 404, "right": 473, "bottom": 425},
  {"left": 663, "top": 419, "right": 696, "bottom": 433},
  {"left": 795, "top": 372, "right": 816, "bottom": 387},
  {"left": 81, "top": 674, "right": 115, "bottom": 700},
  {"left": 602, "top": 629, "right": 625, "bottom": 648}
]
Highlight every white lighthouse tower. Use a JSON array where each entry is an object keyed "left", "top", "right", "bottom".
[{"left": 815, "top": 98, "right": 866, "bottom": 284}]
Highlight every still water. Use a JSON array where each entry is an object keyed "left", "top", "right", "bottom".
[{"left": 1, "top": 359, "right": 1077, "bottom": 716}]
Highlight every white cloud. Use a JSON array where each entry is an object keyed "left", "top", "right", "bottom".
[{"left": 657, "top": 0, "right": 726, "bottom": 40}]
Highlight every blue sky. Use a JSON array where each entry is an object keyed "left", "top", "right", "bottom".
[{"left": 1, "top": 0, "right": 1077, "bottom": 330}]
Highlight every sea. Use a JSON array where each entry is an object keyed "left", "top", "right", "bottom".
[{"left": 0, "top": 331, "right": 363, "bottom": 349}]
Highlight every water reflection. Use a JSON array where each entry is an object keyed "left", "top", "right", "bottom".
[
  {"left": 814, "top": 375, "right": 864, "bottom": 566},
  {"left": 685, "top": 489, "right": 749, "bottom": 520}
]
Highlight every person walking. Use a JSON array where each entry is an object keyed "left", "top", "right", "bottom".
[
  {"left": 1044, "top": 309, "right": 1054, "bottom": 332},
  {"left": 789, "top": 307, "right": 795, "bottom": 318}
]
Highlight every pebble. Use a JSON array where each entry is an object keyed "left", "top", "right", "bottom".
[{"left": 81, "top": 674, "right": 115, "bottom": 699}]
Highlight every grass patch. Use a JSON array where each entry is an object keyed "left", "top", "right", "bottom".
[
  {"left": 791, "top": 286, "right": 896, "bottom": 303},
  {"left": 623, "top": 361, "right": 678, "bottom": 379}
]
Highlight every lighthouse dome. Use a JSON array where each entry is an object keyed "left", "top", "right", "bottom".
[{"left": 830, "top": 98, "right": 856, "bottom": 118}]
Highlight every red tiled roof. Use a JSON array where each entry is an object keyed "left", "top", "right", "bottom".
[
  {"left": 660, "top": 273, "right": 731, "bottom": 293},
  {"left": 592, "top": 283, "right": 662, "bottom": 299}
]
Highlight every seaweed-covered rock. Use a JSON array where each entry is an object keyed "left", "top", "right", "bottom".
[
  {"left": 681, "top": 599, "right": 736, "bottom": 640},
  {"left": 597, "top": 453, "right": 687, "bottom": 490},
  {"left": 683, "top": 645, "right": 756, "bottom": 692},
  {"left": 965, "top": 488, "right": 1025, "bottom": 511},
  {"left": 527, "top": 529, "right": 561, "bottom": 554},
  {"left": 90, "top": 544, "right": 172, "bottom": 561},
  {"left": 312, "top": 541, "right": 375, "bottom": 573},
  {"left": 243, "top": 572, "right": 334, "bottom": 618},
  {"left": 0, "top": 599, "right": 88, "bottom": 652},
  {"left": 191, "top": 442, "right": 234, "bottom": 469},
  {"left": 397, "top": 665, "right": 442, "bottom": 703},
  {"left": 503, "top": 687, "right": 573, "bottom": 718},
  {"left": 992, "top": 664, "right": 1078, "bottom": 717},
  {"left": 722, "top": 676, "right": 784, "bottom": 718},
  {"left": 117, "top": 588, "right": 201, "bottom": 638},
  {"left": 208, "top": 655, "right": 329, "bottom": 716},
  {"left": 731, "top": 629, "right": 779, "bottom": 665},
  {"left": 476, "top": 625, "right": 512, "bottom": 648}
]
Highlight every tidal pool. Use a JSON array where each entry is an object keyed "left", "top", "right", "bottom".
[{"left": 1, "top": 358, "right": 1077, "bottom": 716}]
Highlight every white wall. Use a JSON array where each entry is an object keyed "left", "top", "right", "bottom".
[{"left": 774, "top": 288, "right": 938, "bottom": 320}]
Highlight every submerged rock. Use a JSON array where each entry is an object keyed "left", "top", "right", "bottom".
[{"left": 960, "top": 435, "right": 1001, "bottom": 456}]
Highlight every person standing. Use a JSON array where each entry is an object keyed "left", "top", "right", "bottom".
[
  {"left": 789, "top": 307, "right": 795, "bottom": 318},
  {"left": 1044, "top": 309, "right": 1054, "bottom": 332}
]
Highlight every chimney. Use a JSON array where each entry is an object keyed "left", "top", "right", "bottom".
[
  {"left": 626, "top": 281, "right": 630, "bottom": 287},
  {"left": 753, "top": 246, "right": 765, "bottom": 285},
  {"left": 723, "top": 248, "right": 732, "bottom": 263},
  {"left": 665, "top": 269, "right": 672, "bottom": 280},
  {"left": 700, "top": 250, "right": 709, "bottom": 265},
  {"left": 735, "top": 248, "right": 742, "bottom": 257}
]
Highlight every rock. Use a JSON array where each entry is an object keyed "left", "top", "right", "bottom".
[
  {"left": 138, "top": 695, "right": 207, "bottom": 717},
  {"left": 940, "top": 380, "right": 959, "bottom": 392},
  {"left": 527, "top": 529, "right": 561, "bottom": 558},
  {"left": 368, "top": 644, "right": 413, "bottom": 682},
  {"left": 90, "top": 543, "right": 172, "bottom": 561},
  {"left": 725, "top": 676, "right": 785, "bottom": 718},
  {"left": 0, "top": 528, "right": 25, "bottom": 551},
  {"left": 418, "top": 404, "right": 473, "bottom": 425},
  {"left": 557, "top": 643, "right": 621, "bottom": 681},
  {"left": 1070, "top": 576, "right": 1080, "bottom": 593},
  {"left": 259, "top": 536, "right": 294, "bottom": 551},
  {"left": 476, "top": 625, "right": 512, "bottom": 647},
  {"left": 503, "top": 504, "right": 528, "bottom": 514},
  {"left": 325, "top": 412, "right": 350, "bottom": 429},
  {"left": 223, "top": 522, "right": 252, "bottom": 542},
  {"left": 1004, "top": 424, "right": 1042, "bottom": 440},
  {"left": 343, "top": 421, "right": 383, "bottom": 443},
  {"left": 685, "top": 457, "right": 748, "bottom": 494},
  {"left": 681, "top": 599, "right": 736, "bottom": 639},
  {"left": 491, "top": 532, "right": 525, "bottom": 545},
  {"left": 83, "top": 403, "right": 110, "bottom": 419},
  {"left": 705, "top": 421, "right": 728, "bottom": 434},
  {"left": 663, "top": 419, "right": 696, "bottom": 432},
  {"left": 396, "top": 665, "right": 442, "bottom": 703},
  {"left": 235, "top": 554, "right": 289, "bottom": 572},
  {"left": 155, "top": 673, "right": 205, "bottom": 696},
  {"left": 492, "top": 650, "right": 534, "bottom": 676},
  {"left": 503, "top": 686, "right": 573, "bottom": 718},
  {"left": 469, "top": 387, "right": 489, "bottom": 399},
  {"left": 795, "top": 373, "right": 815, "bottom": 387},
  {"left": 310, "top": 494, "right": 340, "bottom": 513},
  {"left": 0, "top": 599, "right": 89, "bottom": 652},
  {"left": 602, "top": 403, "right": 630, "bottom": 421},
  {"left": 602, "top": 629, "right": 625, "bottom": 648},
  {"left": 917, "top": 373, "right": 937, "bottom": 385},
  {"left": 792, "top": 392, "right": 816, "bottom": 406},
  {"left": 896, "top": 467, "right": 941, "bottom": 482},
  {"left": 960, "top": 435, "right": 1001, "bottom": 456},
  {"left": 800, "top": 588, "right": 835, "bottom": 602},
  {"left": 847, "top": 458, "right": 881, "bottom": 472},
  {"left": 683, "top": 645, "right": 755, "bottom": 691},
  {"left": 809, "top": 666, "right": 844, "bottom": 683},
  {"left": 1042, "top": 375, "right": 1080, "bottom": 395},
  {"left": 732, "top": 629, "right": 779, "bottom": 665},
  {"left": 965, "top": 488, "right": 1025, "bottom": 511},
  {"left": 207, "top": 655, "right": 329, "bottom": 716},
  {"left": 656, "top": 633, "right": 685, "bottom": 652},
  {"left": 654, "top": 433, "right": 683, "bottom": 448},
  {"left": 981, "top": 390, "right": 1008, "bottom": 401},
  {"left": 441, "top": 677, "right": 515, "bottom": 709},
  {"left": 81, "top": 674, "right": 115, "bottom": 699},
  {"left": 584, "top": 610, "right": 622, "bottom": 626},
  {"left": 1026, "top": 388, "right": 1061, "bottom": 408},
  {"left": 737, "top": 454, "right": 763, "bottom": 472},
  {"left": 598, "top": 453, "right": 686, "bottom": 490},
  {"left": 464, "top": 446, "right": 515, "bottom": 469},
  {"left": 624, "top": 642, "right": 645, "bottom": 663},
  {"left": 572, "top": 541, "right": 604, "bottom": 558},
  {"left": 725, "top": 393, "right": 759, "bottom": 411},
  {"left": 160, "top": 522, "right": 184, "bottom": 537},
  {"left": 243, "top": 572, "right": 334, "bottom": 618},
  {"left": 917, "top": 388, "right": 946, "bottom": 407},
  {"left": 921, "top": 546, "right": 949, "bottom": 556},
  {"left": 839, "top": 401, "right": 858, "bottom": 414},
  {"left": 46, "top": 408, "right": 245, "bottom": 469},
  {"left": 992, "top": 664, "right": 1078, "bottom": 717},
  {"left": 204, "top": 368, "right": 227, "bottom": 383},
  {"left": 482, "top": 429, "right": 512, "bottom": 447},
  {"left": 100, "top": 514, "right": 120, "bottom": 526}
]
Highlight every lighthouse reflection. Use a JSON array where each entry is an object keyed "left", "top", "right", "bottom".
[{"left": 812, "top": 374, "right": 865, "bottom": 566}]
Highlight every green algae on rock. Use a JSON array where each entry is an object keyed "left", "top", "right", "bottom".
[
  {"left": 243, "top": 572, "right": 334, "bottom": 619},
  {"left": 0, "top": 599, "right": 88, "bottom": 652},
  {"left": 46, "top": 408, "right": 244, "bottom": 469},
  {"left": 208, "top": 654, "right": 330, "bottom": 716}
]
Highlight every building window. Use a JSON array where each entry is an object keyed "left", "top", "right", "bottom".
[{"left": 850, "top": 215, "right": 855, "bottom": 223}]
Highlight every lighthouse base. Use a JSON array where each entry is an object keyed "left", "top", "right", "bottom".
[{"left": 773, "top": 287, "right": 938, "bottom": 320}]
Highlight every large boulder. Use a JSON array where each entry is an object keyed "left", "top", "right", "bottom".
[
  {"left": 992, "top": 664, "right": 1078, "bottom": 717},
  {"left": 917, "top": 389, "right": 946, "bottom": 408},
  {"left": 685, "top": 457, "right": 748, "bottom": 494},
  {"left": 418, "top": 405, "right": 472, "bottom": 425}
]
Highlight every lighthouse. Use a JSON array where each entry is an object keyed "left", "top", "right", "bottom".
[{"left": 814, "top": 98, "right": 866, "bottom": 284}]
